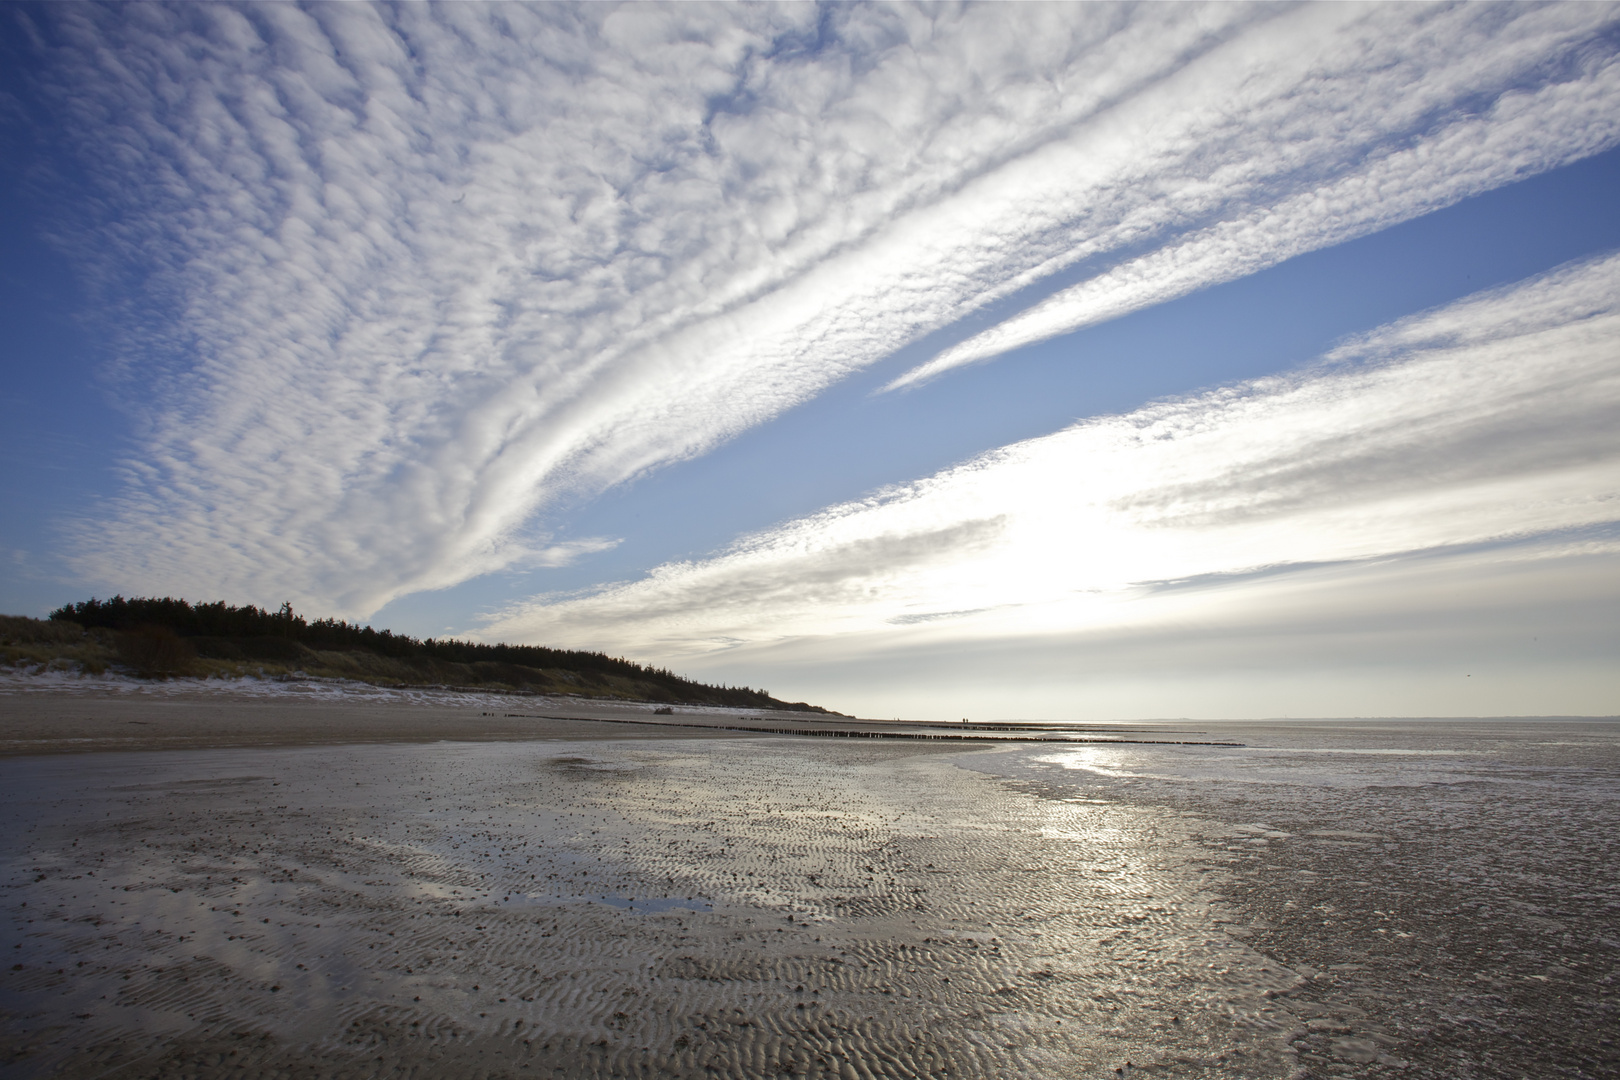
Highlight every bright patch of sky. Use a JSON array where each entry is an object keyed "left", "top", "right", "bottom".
[{"left": 1, "top": 3, "right": 1617, "bottom": 719}]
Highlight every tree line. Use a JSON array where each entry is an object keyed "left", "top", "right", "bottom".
[{"left": 49, "top": 595, "right": 815, "bottom": 710}]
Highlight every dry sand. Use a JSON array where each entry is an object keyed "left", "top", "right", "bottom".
[
  {"left": 0, "top": 679, "right": 769, "bottom": 756},
  {"left": 0, "top": 674, "right": 1226, "bottom": 757},
  {"left": 1, "top": 682, "right": 1300, "bottom": 1079}
]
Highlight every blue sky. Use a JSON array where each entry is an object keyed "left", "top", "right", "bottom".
[{"left": 2, "top": 3, "right": 1618, "bottom": 719}]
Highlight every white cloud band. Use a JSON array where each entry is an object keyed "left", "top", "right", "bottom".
[{"left": 482, "top": 253, "right": 1620, "bottom": 671}]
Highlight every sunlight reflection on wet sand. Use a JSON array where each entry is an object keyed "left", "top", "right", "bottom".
[{"left": 2, "top": 737, "right": 1299, "bottom": 1079}]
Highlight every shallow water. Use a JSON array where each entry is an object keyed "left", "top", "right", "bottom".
[
  {"left": 964, "top": 719, "right": 1620, "bottom": 1079},
  {"left": 965, "top": 717, "right": 1620, "bottom": 790}
]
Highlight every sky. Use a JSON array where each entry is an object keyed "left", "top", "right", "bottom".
[{"left": 2, "top": 1, "right": 1618, "bottom": 720}]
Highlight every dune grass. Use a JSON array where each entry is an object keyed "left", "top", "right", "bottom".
[
  {"left": 4, "top": 607, "right": 833, "bottom": 712},
  {"left": 0, "top": 614, "right": 118, "bottom": 676}
]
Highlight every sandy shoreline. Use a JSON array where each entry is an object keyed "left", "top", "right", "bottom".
[
  {"left": 0, "top": 677, "right": 1234, "bottom": 758},
  {"left": 1, "top": 687, "right": 1301, "bottom": 1080},
  {"left": 3, "top": 684, "right": 1615, "bottom": 1079},
  {"left": 0, "top": 692, "right": 751, "bottom": 757},
  {"left": 0, "top": 679, "right": 833, "bottom": 757}
]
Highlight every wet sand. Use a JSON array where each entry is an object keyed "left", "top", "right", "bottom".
[
  {"left": 971, "top": 720, "right": 1620, "bottom": 1079},
  {"left": 2, "top": 686, "right": 1614, "bottom": 1079},
  {"left": 0, "top": 687, "right": 1298, "bottom": 1079}
]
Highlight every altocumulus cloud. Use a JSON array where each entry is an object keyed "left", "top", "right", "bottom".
[
  {"left": 30, "top": 3, "right": 1620, "bottom": 617},
  {"left": 481, "top": 253, "right": 1620, "bottom": 705}
]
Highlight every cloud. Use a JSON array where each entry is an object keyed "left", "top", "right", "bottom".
[
  {"left": 480, "top": 253, "right": 1620, "bottom": 685},
  {"left": 524, "top": 538, "right": 621, "bottom": 570},
  {"left": 886, "top": 4, "right": 1620, "bottom": 390},
  {"left": 711, "top": 538, "right": 1620, "bottom": 720},
  {"left": 30, "top": 3, "right": 1620, "bottom": 616}
]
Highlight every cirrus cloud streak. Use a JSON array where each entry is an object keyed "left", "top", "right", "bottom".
[
  {"left": 481, "top": 253, "right": 1620, "bottom": 705},
  {"left": 28, "top": 2, "right": 1620, "bottom": 618}
]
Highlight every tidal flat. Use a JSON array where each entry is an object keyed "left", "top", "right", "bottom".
[{"left": 1, "top": 691, "right": 1615, "bottom": 1079}]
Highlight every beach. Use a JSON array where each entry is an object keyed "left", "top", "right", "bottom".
[
  {"left": 968, "top": 722, "right": 1620, "bottom": 1079},
  {"left": 2, "top": 683, "right": 1615, "bottom": 1079}
]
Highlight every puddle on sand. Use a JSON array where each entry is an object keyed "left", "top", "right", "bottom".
[
  {"left": 3, "top": 738, "right": 1300, "bottom": 1080},
  {"left": 596, "top": 893, "right": 710, "bottom": 913}
]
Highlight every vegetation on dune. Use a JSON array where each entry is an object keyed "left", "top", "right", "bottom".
[
  {"left": 0, "top": 614, "right": 118, "bottom": 676},
  {"left": 0, "top": 597, "right": 834, "bottom": 713}
]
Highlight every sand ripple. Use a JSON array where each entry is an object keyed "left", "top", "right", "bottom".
[{"left": 2, "top": 738, "right": 1300, "bottom": 1078}]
